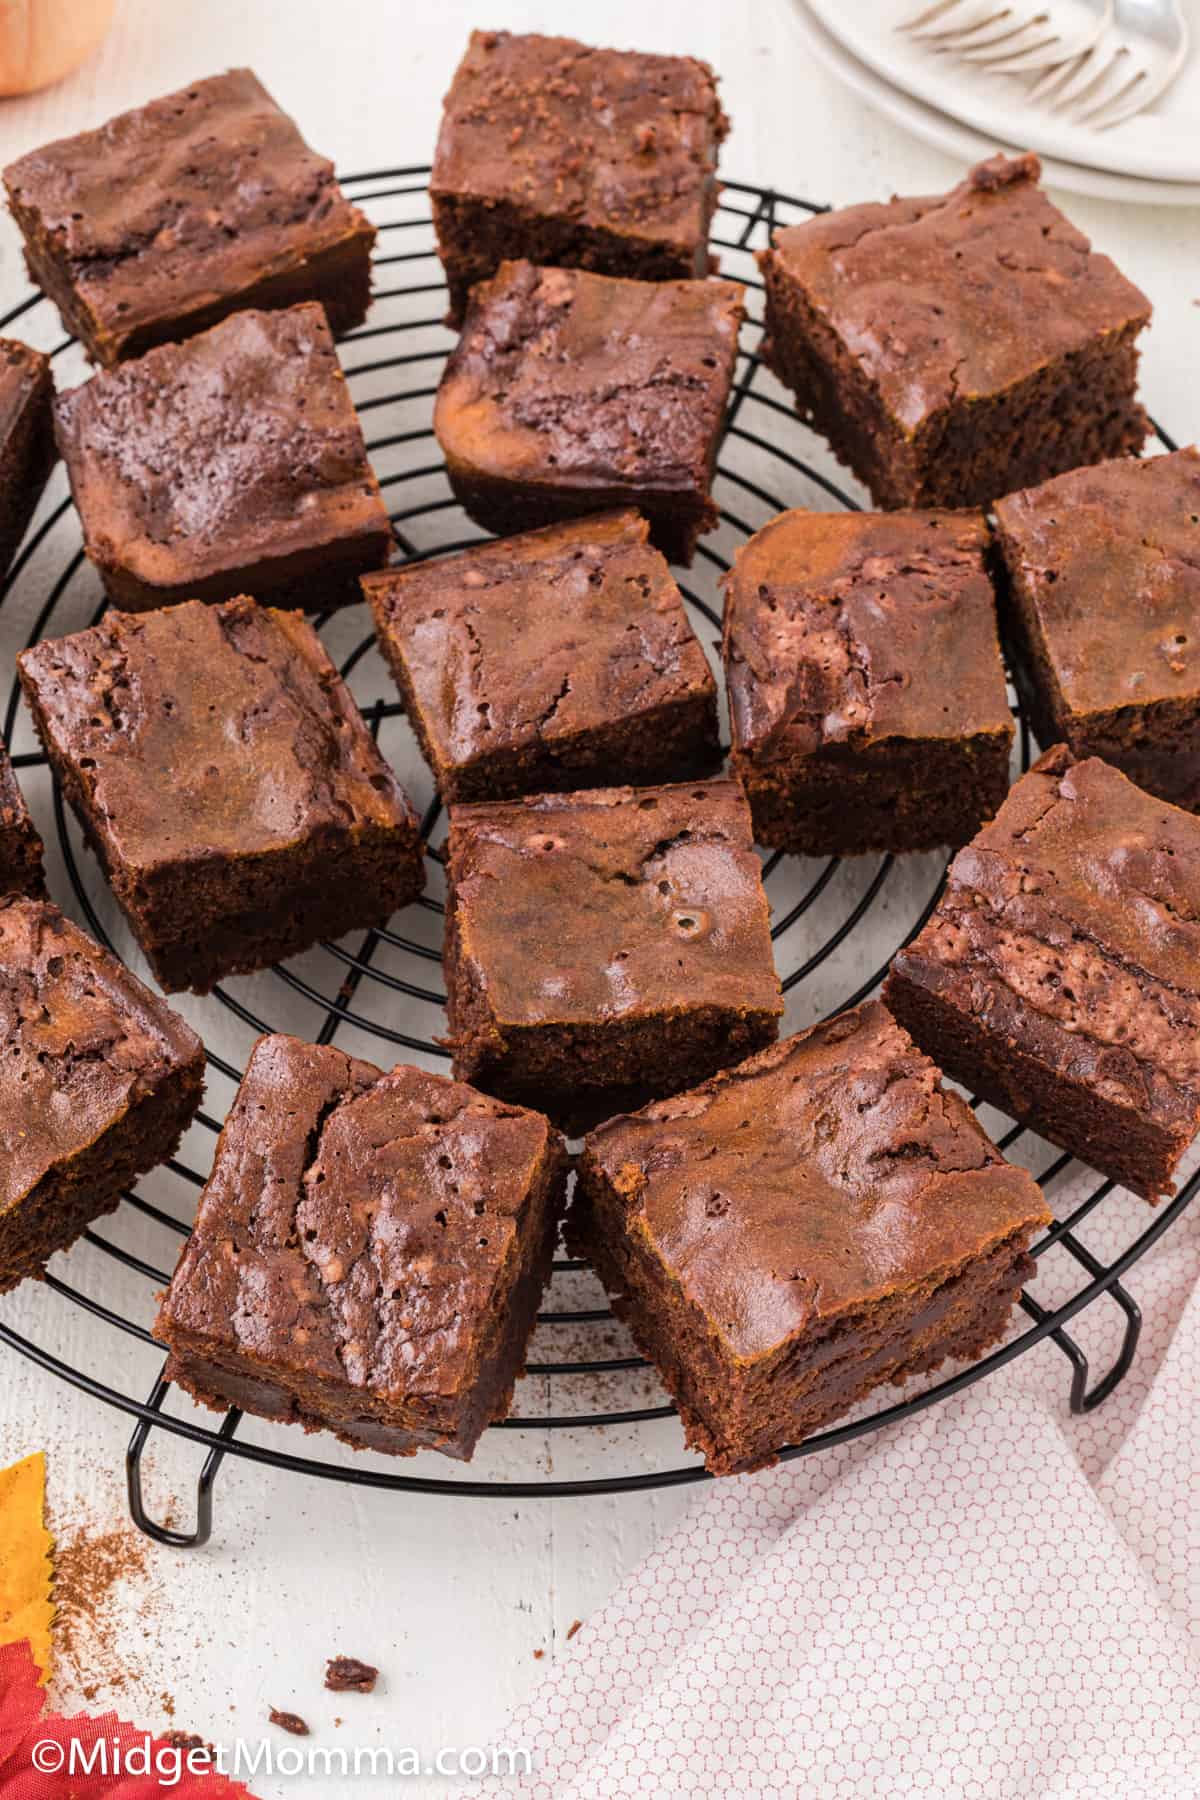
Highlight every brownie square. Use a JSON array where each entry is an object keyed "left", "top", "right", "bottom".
[
  {"left": 54, "top": 303, "right": 392, "bottom": 614},
  {"left": 995, "top": 447, "right": 1200, "bottom": 810},
  {"left": 18, "top": 597, "right": 425, "bottom": 994},
  {"left": 886, "top": 746, "right": 1200, "bottom": 1201},
  {"left": 0, "top": 337, "right": 54, "bottom": 582},
  {"left": 1, "top": 894, "right": 204, "bottom": 1293},
  {"left": 431, "top": 30, "right": 728, "bottom": 323},
  {"left": 758, "top": 153, "right": 1150, "bottom": 511},
  {"left": 445, "top": 777, "right": 782, "bottom": 1131},
  {"left": 3, "top": 69, "right": 376, "bottom": 367},
  {"left": 723, "top": 507, "right": 1013, "bottom": 855},
  {"left": 365, "top": 510, "right": 720, "bottom": 803},
  {"left": 155, "top": 1035, "right": 567, "bottom": 1460},
  {"left": 434, "top": 260, "right": 743, "bottom": 566},
  {"left": 570, "top": 1000, "right": 1049, "bottom": 1474},
  {"left": 0, "top": 745, "right": 43, "bottom": 897}
]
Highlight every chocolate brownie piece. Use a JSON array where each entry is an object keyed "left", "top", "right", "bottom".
[
  {"left": 0, "top": 746, "right": 43, "bottom": 897},
  {"left": 723, "top": 507, "right": 1013, "bottom": 855},
  {"left": 995, "top": 447, "right": 1200, "bottom": 809},
  {"left": 758, "top": 153, "right": 1150, "bottom": 511},
  {"left": 434, "top": 260, "right": 743, "bottom": 566},
  {"left": 364, "top": 510, "right": 720, "bottom": 802},
  {"left": 0, "top": 893, "right": 204, "bottom": 1293},
  {"left": 444, "top": 777, "right": 782, "bottom": 1131},
  {"left": 0, "top": 337, "right": 54, "bottom": 582},
  {"left": 155, "top": 1035, "right": 567, "bottom": 1460},
  {"left": 3, "top": 69, "right": 375, "bottom": 367},
  {"left": 885, "top": 746, "right": 1200, "bottom": 1201},
  {"left": 570, "top": 1000, "right": 1049, "bottom": 1474},
  {"left": 18, "top": 598, "right": 424, "bottom": 994},
  {"left": 54, "top": 303, "right": 392, "bottom": 613},
  {"left": 431, "top": 30, "right": 728, "bottom": 322}
]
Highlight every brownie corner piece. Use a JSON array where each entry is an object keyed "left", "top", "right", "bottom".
[
  {"left": 0, "top": 335, "right": 55, "bottom": 581},
  {"left": 885, "top": 745, "right": 1200, "bottom": 1201},
  {"left": 0, "top": 893, "right": 204, "bottom": 1293},
  {"left": 155, "top": 1036, "right": 567, "bottom": 1460},
  {"left": 994, "top": 446, "right": 1200, "bottom": 810},
  {"left": 758, "top": 152, "right": 1150, "bottom": 510},
  {"left": 4, "top": 68, "right": 375, "bottom": 366},
  {"left": 444, "top": 776, "right": 782, "bottom": 1130},
  {"left": 430, "top": 29, "right": 728, "bottom": 321},
  {"left": 17, "top": 597, "right": 424, "bottom": 993},
  {"left": 364, "top": 509, "right": 720, "bottom": 802},
  {"left": 53, "top": 302, "right": 392, "bottom": 614},
  {"left": 723, "top": 506, "right": 1013, "bottom": 855},
  {"left": 571, "top": 999, "right": 1049, "bottom": 1475},
  {"left": 434, "top": 260, "right": 743, "bottom": 565},
  {"left": 0, "top": 744, "right": 44, "bottom": 898}
]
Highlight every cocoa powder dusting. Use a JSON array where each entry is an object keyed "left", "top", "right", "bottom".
[{"left": 53, "top": 1523, "right": 150, "bottom": 1694}]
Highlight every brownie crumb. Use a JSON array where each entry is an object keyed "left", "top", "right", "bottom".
[
  {"left": 532, "top": 1648, "right": 544, "bottom": 1660},
  {"left": 269, "top": 1708, "right": 310, "bottom": 1736},
  {"left": 161, "top": 1732, "right": 212, "bottom": 1760},
  {"left": 566, "top": 1619, "right": 582, "bottom": 1640},
  {"left": 324, "top": 1656, "right": 378, "bottom": 1694}
]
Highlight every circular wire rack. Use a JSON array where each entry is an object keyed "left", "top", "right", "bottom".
[{"left": 0, "top": 167, "right": 1192, "bottom": 1547}]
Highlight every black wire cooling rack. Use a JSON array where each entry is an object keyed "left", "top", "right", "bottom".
[{"left": 0, "top": 167, "right": 1193, "bottom": 1548}]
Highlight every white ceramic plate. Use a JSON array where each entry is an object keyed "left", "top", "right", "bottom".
[
  {"left": 805, "top": 0, "right": 1200, "bottom": 183},
  {"left": 789, "top": 0, "right": 1200, "bottom": 205}
]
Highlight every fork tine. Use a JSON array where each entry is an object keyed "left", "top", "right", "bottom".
[
  {"left": 1056, "top": 44, "right": 1131, "bottom": 115},
  {"left": 946, "top": 16, "right": 1053, "bottom": 53},
  {"left": 962, "top": 31, "right": 1060, "bottom": 67},
  {"left": 1048, "top": 36, "right": 1116, "bottom": 106},
  {"left": 1085, "top": 73, "right": 1155, "bottom": 129},
  {"left": 909, "top": 3, "right": 1012, "bottom": 42},
  {"left": 1028, "top": 46, "right": 1089, "bottom": 99},
  {"left": 895, "top": 0, "right": 964, "bottom": 28},
  {"left": 1071, "top": 61, "right": 1148, "bottom": 126}
]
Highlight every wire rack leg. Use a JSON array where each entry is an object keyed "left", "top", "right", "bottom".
[
  {"left": 126, "top": 1373, "right": 242, "bottom": 1547},
  {"left": 1020, "top": 1272, "right": 1142, "bottom": 1414}
]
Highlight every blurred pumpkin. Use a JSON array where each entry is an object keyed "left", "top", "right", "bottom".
[{"left": 0, "top": 0, "right": 117, "bottom": 98}]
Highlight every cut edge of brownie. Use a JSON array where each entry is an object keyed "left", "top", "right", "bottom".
[
  {"left": 0, "top": 748, "right": 45, "bottom": 898},
  {"left": 0, "top": 1048, "right": 204, "bottom": 1293},
  {"left": 0, "top": 338, "right": 55, "bottom": 581},
  {"left": 569, "top": 1148, "right": 1038, "bottom": 1477},
  {"left": 439, "top": 465, "right": 718, "bottom": 571},
  {"left": 731, "top": 727, "right": 1014, "bottom": 858}
]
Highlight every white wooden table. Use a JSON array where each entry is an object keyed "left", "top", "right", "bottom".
[{"left": 0, "top": 3, "right": 1194, "bottom": 1794}]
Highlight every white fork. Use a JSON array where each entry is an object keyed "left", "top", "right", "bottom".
[
  {"left": 1030, "top": 0, "right": 1191, "bottom": 128},
  {"left": 897, "top": 0, "right": 1108, "bottom": 69}
]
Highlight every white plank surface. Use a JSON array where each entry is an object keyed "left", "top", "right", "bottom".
[{"left": 0, "top": 3, "right": 1194, "bottom": 1795}]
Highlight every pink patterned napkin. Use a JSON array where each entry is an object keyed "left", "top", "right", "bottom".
[{"left": 476, "top": 1167, "right": 1200, "bottom": 1798}]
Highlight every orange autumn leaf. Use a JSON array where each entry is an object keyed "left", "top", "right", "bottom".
[{"left": 0, "top": 1453, "right": 54, "bottom": 1686}]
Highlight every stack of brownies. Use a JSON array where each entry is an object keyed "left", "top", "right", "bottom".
[{"left": 0, "top": 34, "right": 1196, "bottom": 1478}]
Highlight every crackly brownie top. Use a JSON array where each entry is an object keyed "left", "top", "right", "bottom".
[
  {"left": 1, "top": 895, "right": 201, "bottom": 1211},
  {"left": 158, "top": 1035, "right": 558, "bottom": 1404},
  {"left": 764, "top": 153, "right": 1150, "bottom": 433},
  {"left": 3, "top": 70, "right": 373, "bottom": 342},
  {"left": 0, "top": 337, "right": 50, "bottom": 445},
  {"left": 18, "top": 598, "right": 418, "bottom": 875},
  {"left": 448, "top": 778, "right": 782, "bottom": 1027},
  {"left": 54, "top": 303, "right": 389, "bottom": 589},
  {"left": 434, "top": 261, "right": 743, "bottom": 490},
  {"left": 365, "top": 510, "right": 715, "bottom": 766},
  {"left": 584, "top": 999, "right": 1048, "bottom": 1360},
  {"left": 723, "top": 507, "right": 1012, "bottom": 757},
  {"left": 896, "top": 746, "right": 1200, "bottom": 1117},
  {"left": 432, "top": 30, "right": 727, "bottom": 250},
  {"left": 995, "top": 447, "right": 1200, "bottom": 717}
]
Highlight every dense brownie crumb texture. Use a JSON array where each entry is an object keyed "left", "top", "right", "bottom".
[
  {"left": 995, "top": 446, "right": 1200, "bottom": 809},
  {"left": 434, "top": 259, "right": 744, "bottom": 566},
  {"left": 887, "top": 746, "right": 1200, "bottom": 1202},
  {"left": 155, "top": 1036, "right": 568, "bottom": 1461},
  {"left": 54, "top": 302, "right": 392, "bottom": 614},
  {"left": 364, "top": 509, "right": 720, "bottom": 802},
  {"left": 0, "top": 743, "right": 44, "bottom": 898},
  {"left": 759, "top": 152, "right": 1151, "bottom": 510},
  {"left": 571, "top": 1000, "right": 1049, "bottom": 1474},
  {"left": 0, "top": 894, "right": 204, "bottom": 1293},
  {"left": 18, "top": 597, "right": 424, "bottom": 993},
  {"left": 0, "top": 335, "right": 55, "bottom": 581},
  {"left": 3, "top": 68, "right": 376, "bottom": 365},
  {"left": 431, "top": 29, "right": 728, "bottom": 320},
  {"left": 445, "top": 777, "right": 783, "bottom": 1131},
  {"left": 723, "top": 507, "right": 1013, "bottom": 855}
]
